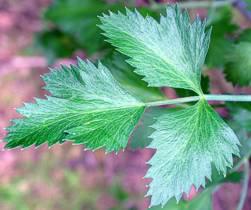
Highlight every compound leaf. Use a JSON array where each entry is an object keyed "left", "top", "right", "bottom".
[
  {"left": 5, "top": 59, "right": 145, "bottom": 152},
  {"left": 100, "top": 6, "right": 211, "bottom": 94},
  {"left": 145, "top": 100, "right": 240, "bottom": 207}
]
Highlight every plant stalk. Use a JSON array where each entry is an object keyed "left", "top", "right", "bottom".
[
  {"left": 150, "top": 0, "right": 234, "bottom": 10},
  {"left": 236, "top": 159, "right": 249, "bottom": 210},
  {"left": 205, "top": 94, "right": 251, "bottom": 102},
  {"left": 146, "top": 94, "right": 251, "bottom": 107}
]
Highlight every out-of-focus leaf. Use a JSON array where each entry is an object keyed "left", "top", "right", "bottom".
[
  {"left": 105, "top": 53, "right": 165, "bottom": 103},
  {"left": 207, "top": 6, "right": 237, "bottom": 36},
  {"left": 227, "top": 103, "right": 251, "bottom": 158},
  {"left": 208, "top": 169, "right": 243, "bottom": 188},
  {"left": 206, "top": 38, "right": 233, "bottom": 68},
  {"left": 130, "top": 107, "right": 174, "bottom": 150},
  {"left": 243, "top": 0, "right": 251, "bottom": 10},
  {"left": 224, "top": 42, "right": 251, "bottom": 86},
  {"left": 43, "top": 0, "right": 114, "bottom": 54},
  {"left": 149, "top": 189, "right": 212, "bottom": 210},
  {"left": 35, "top": 29, "right": 78, "bottom": 63},
  {"left": 205, "top": 6, "right": 237, "bottom": 68},
  {"left": 175, "top": 75, "right": 210, "bottom": 97},
  {"left": 238, "top": 28, "right": 251, "bottom": 42}
]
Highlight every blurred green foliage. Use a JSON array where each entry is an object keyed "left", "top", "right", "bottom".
[
  {"left": 36, "top": 0, "right": 159, "bottom": 62},
  {"left": 205, "top": 6, "right": 238, "bottom": 68}
]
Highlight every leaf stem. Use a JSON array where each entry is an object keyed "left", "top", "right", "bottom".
[
  {"left": 205, "top": 94, "right": 251, "bottom": 102},
  {"left": 146, "top": 94, "right": 251, "bottom": 107},
  {"left": 150, "top": 0, "right": 234, "bottom": 10},
  {"left": 146, "top": 96, "right": 200, "bottom": 107},
  {"left": 236, "top": 159, "right": 249, "bottom": 210}
]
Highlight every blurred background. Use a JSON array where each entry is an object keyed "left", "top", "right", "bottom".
[{"left": 0, "top": 0, "right": 251, "bottom": 209}]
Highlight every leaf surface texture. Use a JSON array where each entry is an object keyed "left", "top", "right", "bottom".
[{"left": 5, "top": 59, "right": 145, "bottom": 152}]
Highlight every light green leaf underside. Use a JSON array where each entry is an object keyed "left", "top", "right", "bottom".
[
  {"left": 99, "top": 6, "right": 211, "bottom": 94},
  {"left": 146, "top": 100, "right": 240, "bottom": 207},
  {"left": 5, "top": 59, "right": 145, "bottom": 152}
]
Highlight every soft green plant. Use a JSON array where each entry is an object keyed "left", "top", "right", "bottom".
[{"left": 5, "top": 5, "right": 251, "bottom": 208}]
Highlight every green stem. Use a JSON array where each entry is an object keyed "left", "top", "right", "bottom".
[
  {"left": 236, "top": 159, "right": 249, "bottom": 210},
  {"left": 150, "top": 0, "right": 234, "bottom": 10},
  {"left": 205, "top": 94, "right": 251, "bottom": 102},
  {"left": 146, "top": 96, "right": 200, "bottom": 107},
  {"left": 146, "top": 94, "right": 251, "bottom": 107}
]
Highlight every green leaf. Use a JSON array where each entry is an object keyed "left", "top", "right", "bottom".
[
  {"left": 35, "top": 29, "right": 78, "bottom": 63},
  {"left": 44, "top": 0, "right": 123, "bottom": 54},
  {"left": 175, "top": 75, "right": 210, "bottom": 97},
  {"left": 145, "top": 99, "right": 240, "bottom": 207},
  {"left": 105, "top": 53, "right": 165, "bottom": 102},
  {"left": 5, "top": 59, "right": 145, "bottom": 152},
  {"left": 149, "top": 189, "right": 212, "bottom": 210},
  {"left": 243, "top": 0, "right": 251, "bottom": 11},
  {"left": 205, "top": 6, "right": 237, "bottom": 68},
  {"left": 238, "top": 28, "right": 251, "bottom": 43},
  {"left": 43, "top": 0, "right": 159, "bottom": 56},
  {"left": 129, "top": 107, "right": 172, "bottom": 150},
  {"left": 224, "top": 42, "right": 251, "bottom": 86},
  {"left": 206, "top": 38, "right": 233, "bottom": 68},
  {"left": 208, "top": 168, "right": 243, "bottom": 188},
  {"left": 227, "top": 103, "right": 251, "bottom": 158},
  {"left": 100, "top": 6, "right": 211, "bottom": 94},
  {"left": 207, "top": 6, "right": 236, "bottom": 36}
]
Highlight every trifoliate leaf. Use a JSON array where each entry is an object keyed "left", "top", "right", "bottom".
[
  {"left": 100, "top": 6, "right": 211, "bottom": 94},
  {"left": 145, "top": 99, "right": 240, "bottom": 207},
  {"left": 149, "top": 189, "right": 212, "bottom": 210},
  {"left": 5, "top": 59, "right": 145, "bottom": 152},
  {"left": 105, "top": 53, "right": 165, "bottom": 102},
  {"left": 224, "top": 42, "right": 251, "bottom": 86}
]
